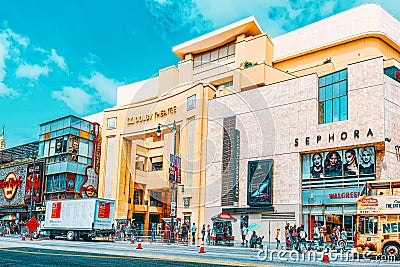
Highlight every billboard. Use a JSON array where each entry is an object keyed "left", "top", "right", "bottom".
[
  {"left": 357, "top": 195, "right": 400, "bottom": 215},
  {"left": 24, "top": 162, "right": 44, "bottom": 205},
  {"left": 0, "top": 164, "right": 27, "bottom": 206}
]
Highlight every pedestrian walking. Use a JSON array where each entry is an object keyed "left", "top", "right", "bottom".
[
  {"left": 191, "top": 223, "right": 197, "bottom": 245},
  {"left": 206, "top": 224, "right": 211, "bottom": 244},
  {"left": 275, "top": 227, "right": 282, "bottom": 249},
  {"left": 241, "top": 225, "right": 248, "bottom": 246},
  {"left": 201, "top": 224, "right": 206, "bottom": 242},
  {"left": 181, "top": 224, "right": 188, "bottom": 245}
]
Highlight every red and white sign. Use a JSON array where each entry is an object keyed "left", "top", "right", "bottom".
[
  {"left": 51, "top": 202, "right": 62, "bottom": 218},
  {"left": 329, "top": 191, "right": 360, "bottom": 199},
  {"left": 357, "top": 196, "right": 400, "bottom": 214},
  {"left": 98, "top": 202, "right": 110, "bottom": 218}
]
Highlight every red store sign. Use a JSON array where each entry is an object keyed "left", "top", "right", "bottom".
[
  {"left": 329, "top": 191, "right": 361, "bottom": 199},
  {"left": 0, "top": 172, "right": 23, "bottom": 200}
]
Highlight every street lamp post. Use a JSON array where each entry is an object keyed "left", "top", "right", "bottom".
[{"left": 156, "top": 121, "right": 178, "bottom": 244}]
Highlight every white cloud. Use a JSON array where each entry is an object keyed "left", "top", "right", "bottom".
[
  {"left": 52, "top": 86, "right": 91, "bottom": 114},
  {"left": 145, "top": 0, "right": 213, "bottom": 39},
  {"left": 49, "top": 49, "right": 67, "bottom": 71},
  {"left": 84, "top": 52, "right": 101, "bottom": 65},
  {"left": 0, "top": 29, "right": 20, "bottom": 97},
  {"left": 16, "top": 63, "right": 49, "bottom": 80},
  {"left": 5, "top": 28, "right": 29, "bottom": 47},
  {"left": 81, "top": 71, "right": 122, "bottom": 105},
  {"left": 0, "top": 83, "right": 19, "bottom": 97}
]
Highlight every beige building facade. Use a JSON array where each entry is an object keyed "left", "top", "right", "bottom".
[
  {"left": 206, "top": 4, "right": 400, "bottom": 242},
  {"left": 98, "top": 4, "right": 400, "bottom": 239}
]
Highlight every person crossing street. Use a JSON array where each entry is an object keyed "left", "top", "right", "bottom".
[{"left": 191, "top": 223, "right": 197, "bottom": 245}]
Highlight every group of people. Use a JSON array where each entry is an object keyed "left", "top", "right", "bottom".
[
  {"left": 281, "top": 223, "right": 348, "bottom": 251},
  {"left": 283, "top": 224, "right": 308, "bottom": 250},
  {"left": 163, "top": 222, "right": 205, "bottom": 245},
  {"left": 0, "top": 221, "right": 20, "bottom": 236},
  {"left": 310, "top": 147, "right": 375, "bottom": 178}
]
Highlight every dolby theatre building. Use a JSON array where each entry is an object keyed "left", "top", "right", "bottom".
[{"left": 99, "top": 4, "right": 400, "bottom": 241}]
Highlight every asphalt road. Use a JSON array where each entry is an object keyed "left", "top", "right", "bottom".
[
  {"left": 0, "top": 246, "right": 232, "bottom": 267},
  {"left": 0, "top": 236, "right": 398, "bottom": 267}
]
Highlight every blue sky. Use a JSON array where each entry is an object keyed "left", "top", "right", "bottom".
[{"left": 0, "top": 0, "right": 398, "bottom": 148}]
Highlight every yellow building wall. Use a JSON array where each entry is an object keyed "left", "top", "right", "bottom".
[{"left": 274, "top": 37, "right": 400, "bottom": 77}]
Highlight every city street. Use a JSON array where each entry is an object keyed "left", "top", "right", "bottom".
[{"left": 0, "top": 236, "right": 398, "bottom": 267}]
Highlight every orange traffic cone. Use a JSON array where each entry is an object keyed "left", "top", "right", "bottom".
[
  {"left": 322, "top": 248, "right": 330, "bottom": 263},
  {"left": 136, "top": 242, "right": 143, "bottom": 249},
  {"left": 131, "top": 237, "right": 135, "bottom": 244},
  {"left": 21, "top": 234, "right": 25, "bottom": 241},
  {"left": 199, "top": 241, "right": 206, "bottom": 253}
]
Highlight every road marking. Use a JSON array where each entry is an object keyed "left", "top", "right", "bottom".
[{"left": 0, "top": 247, "right": 281, "bottom": 267}]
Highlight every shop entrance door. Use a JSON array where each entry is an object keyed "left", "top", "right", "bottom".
[{"left": 343, "top": 215, "right": 355, "bottom": 241}]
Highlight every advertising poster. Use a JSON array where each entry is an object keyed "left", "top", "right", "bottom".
[{"left": 0, "top": 164, "right": 27, "bottom": 206}]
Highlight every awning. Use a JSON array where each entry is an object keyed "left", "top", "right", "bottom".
[{"left": 211, "top": 212, "right": 237, "bottom": 222}]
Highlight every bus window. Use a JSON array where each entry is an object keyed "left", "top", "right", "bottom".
[
  {"left": 359, "top": 216, "right": 378, "bottom": 234},
  {"left": 366, "top": 216, "right": 378, "bottom": 234}
]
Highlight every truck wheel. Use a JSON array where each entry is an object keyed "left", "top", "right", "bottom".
[
  {"left": 82, "top": 235, "right": 92, "bottom": 241},
  {"left": 66, "top": 231, "right": 75, "bottom": 241},
  {"left": 49, "top": 232, "right": 55, "bottom": 240},
  {"left": 383, "top": 243, "right": 400, "bottom": 260}
]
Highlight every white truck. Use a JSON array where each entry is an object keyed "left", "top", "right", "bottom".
[{"left": 38, "top": 198, "right": 115, "bottom": 241}]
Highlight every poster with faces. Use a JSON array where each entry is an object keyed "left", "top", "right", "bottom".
[{"left": 358, "top": 147, "right": 375, "bottom": 174}]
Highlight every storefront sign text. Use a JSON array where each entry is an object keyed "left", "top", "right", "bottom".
[
  {"left": 329, "top": 191, "right": 360, "bottom": 199},
  {"left": 0, "top": 172, "right": 22, "bottom": 200},
  {"left": 357, "top": 196, "right": 400, "bottom": 214},
  {"left": 294, "top": 128, "right": 373, "bottom": 147},
  {"left": 127, "top": 106, "right": 177, "bottom": 125}
]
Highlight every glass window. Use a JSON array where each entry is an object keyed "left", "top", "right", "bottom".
[
  {"left": 228, "top": 43, "right": 235, "bottom": 56},
  {"left": 325, "top": 100, "right": 333, "bottom": 123},
  {"left": 333, "top": 98, "right": 340, "bottom": 122},
  {"left": 79, "top": 139, "right": 89, "bottom": 156},
  {"left": 151, "top": 156, "right": 163, "bottom": 171},
  {"left": 135, "top": 155, "right": 146, "bottom": 171},
  {"left": 318, "top": 69, "right": 348, "bottom": 124},
  {"left": 301, "top": 154, "right": 311, "bottom": 178},
  {"left": 319, "top": 86, "right": 326, "bottom": 101},
  {"left": 193, "top": 42, "right": 235, "bottom": 77},
  {"left": 340, "top": 96, "right": 348, "bottom": 121},
  {"left": 187, "top": 94, "right": 196, "bottom": 111}
]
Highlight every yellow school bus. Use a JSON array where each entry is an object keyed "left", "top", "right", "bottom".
[{"left": 356, "top": 180, "right": 400, "bottom": 259}]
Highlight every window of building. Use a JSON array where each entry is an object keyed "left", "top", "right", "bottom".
[
  {"left": 384, "top": 66, "right": 400, "bottom": 83},
  {"left": 151, "top": 156, "right": 163, "bottom": 171},
  {"left": 107, "top": 117, "right": 117, "bottom": 129},
  {"left": 215, "top": 80, "right": 233, "bottom": 90},
  {"left": 193, "top": 42, "right": 235, "bottom": 79},
  {"left": 150, "top": 191, "right": 163, "bottom": 207},
  {"left": 187, "top": 94, "right": 196, "bottom": 111},
  {"left": 135, "top": 155, "right": 146, "bottom": 171},
  {"left": 183, "top": 197, "right": 190, "bottom": 207},
  {"left": 134, "top": 189, "right": 144, "bottom": 205},
  {"left": 318, "top": 69, "right": 348, "bottom": 124}
]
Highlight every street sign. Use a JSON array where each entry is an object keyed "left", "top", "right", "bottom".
[
  {"left": 26, "top": 216, "right": 39, "bottom": 233},
  {"left": 171, "top": 202, "right": 176, "bottom": 208},
  {"left": 170, "top": 207, "right": 176, "bottom": 217}
]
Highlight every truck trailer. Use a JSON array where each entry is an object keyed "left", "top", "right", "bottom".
[{"left": 40, "top": 198, "right": 115, "bottom": 241}]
